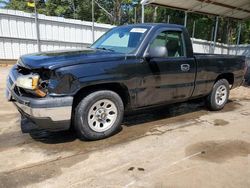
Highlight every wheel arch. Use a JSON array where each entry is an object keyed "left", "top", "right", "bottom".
[
  {"left": 72, "top": 83, "right": 131, "bottom": 110},
  {"left": 215, "top": 73, "right": 234, "bottom": 87}
]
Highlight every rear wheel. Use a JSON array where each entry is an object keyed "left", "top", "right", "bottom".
[
  {"left": 74, "top": 90, "right": 124, "bottom": 140},
  {"left": 206, "top": 79, "right": 230, "bottom": 111}
]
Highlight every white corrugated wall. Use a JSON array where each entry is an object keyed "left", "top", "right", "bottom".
[{"left": 0, "top": 9, "right": 113, "bottom": 59}]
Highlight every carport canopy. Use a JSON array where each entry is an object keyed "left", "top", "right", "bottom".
[
  {"left": 140, "top": 0, "right": 250, "bottom": 53},
  {"left": 140, "top": 0, "right": 250, "bottom": 20}
]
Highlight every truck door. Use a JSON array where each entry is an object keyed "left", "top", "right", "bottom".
[{"left": 137, "top": 29, "right": 196, "bottom": 106}]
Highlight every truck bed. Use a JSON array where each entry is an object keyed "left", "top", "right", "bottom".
[{"left": 192, "top": 53, "right": 245, "bottom": 98}]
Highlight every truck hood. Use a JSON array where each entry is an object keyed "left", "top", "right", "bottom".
[{"left": 19, "top": 48, "right": 126, "bottom": 70}]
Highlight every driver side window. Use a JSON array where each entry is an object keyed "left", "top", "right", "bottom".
[{"left": 150, "top": 31, "right": 185, "bottom": 58}]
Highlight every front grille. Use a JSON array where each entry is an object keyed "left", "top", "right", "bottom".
[
  {"left": 13, "top": 85, "right": 34, "bottom": 98},
  {"left": 13, "top": 86, "right": 21, "bottom": 96}
]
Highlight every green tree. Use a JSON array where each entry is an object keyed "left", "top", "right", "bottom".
[
  {"left": 45, "top": 0, "right": 71, "bottom": 17},
  {"left": 96, "top": 0, "right": 133, "bottom": 25},
  {"left": 241, "top": 21, "right": 250, "bottom": 44},
  {"left": 5, "top": 0, "right": 46, "bottom": 14}
]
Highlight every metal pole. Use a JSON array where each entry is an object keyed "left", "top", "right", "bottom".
[
  {"left": 192, "top": 21, "right": 196, "bottom": 38},
  {"left": 34, "top": 1, "right": 41, "bottom": 52},
  {"left": 72, "top": 0, "right": 76, "bottom": 19},
  {"left": 153, "top": 6, "right": 158, "bottom": 22},
  {"left": 226, "top": 19, "right": 229, "bottom": 45},
  {"left": 184, "top": 11, "right": 188, "bottom": 27},
  {"left": 141, "top": 4, "right": 144, "bottom": 23},
  {"left": 167, "top": 15, "right": 170, "bottom": 23},
  {"left": 92, "top": 0, "right": 95, "bottom": 43},
  {"left": 213, "top": 16, "right": 219, "bottom": 54},
  {"left": 226, "top": 19, "right": 230, "bottom": 54},
  {"left": 210, "top": 26, "right": 214, "bottom": 53},
  {"left": 134, "top": 7, "right": 137, "bottom": 23},
  {"left": 68, "top": 0, "right": 76, "bottom": 19},
  {"left": 236, "top": 22, "right": 242, "bottom": 55}
]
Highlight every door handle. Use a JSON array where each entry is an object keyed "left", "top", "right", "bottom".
[{"left": 181, "top": 64, "right": 190, "bottom": 72}]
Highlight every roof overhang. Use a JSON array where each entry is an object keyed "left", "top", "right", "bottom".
[{"left": 141, "top": 0, "right": 250, "bottom": 20}]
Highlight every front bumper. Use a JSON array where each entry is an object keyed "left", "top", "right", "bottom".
[
  {"left": 14, "top": 97, "right": 73, "bottom": 133},
  {"left": 6, "top": 66, "right": 73, "bottom": 133}
]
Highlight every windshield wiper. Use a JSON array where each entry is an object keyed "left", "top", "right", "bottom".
[{"left": 95, "top": 47, "right": 114, "bottom": 52}]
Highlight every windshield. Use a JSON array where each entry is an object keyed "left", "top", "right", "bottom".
[{"left": 91, "top": 26, "right": 150, "bottom": 54}]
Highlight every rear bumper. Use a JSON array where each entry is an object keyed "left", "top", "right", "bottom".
[{"left": 6, "top": 67, "right": 73, "bottom": 133}]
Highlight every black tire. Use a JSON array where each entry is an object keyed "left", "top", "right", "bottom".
[
  {"left": 74, "top": 90, "right": 124, "bottom": 140},
  {"left": 206, "top": 79, "right": 230, "bottom": 111}
]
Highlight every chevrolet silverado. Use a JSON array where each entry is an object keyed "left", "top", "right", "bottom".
[{"left": 6, "top": 23, "right": 246, "bottom": 140}]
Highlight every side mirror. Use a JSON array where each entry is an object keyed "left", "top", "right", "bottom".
[{"left": 145, "top": 46, "right": 168, "bottom": 59}]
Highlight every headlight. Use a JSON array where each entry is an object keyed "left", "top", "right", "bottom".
[{"left": 16, "top": 74, "right": 40, "bottom": 90}]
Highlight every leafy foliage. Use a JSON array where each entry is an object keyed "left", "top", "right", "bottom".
[{"left": 4, "top": 0, "right": 46, "bottom": 13}]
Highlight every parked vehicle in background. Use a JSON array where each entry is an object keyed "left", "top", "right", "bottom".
[{"left": 6, "top": 23, "right": 246, "bottom": 140}]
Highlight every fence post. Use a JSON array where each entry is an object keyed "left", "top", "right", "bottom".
[
  {"left": 192, "top": 21, "right": 196, "bottom": 39},
  {"left": 184, "top": 11, "right": 188, "bottom": 27},
  {"left": 212, "top": 16, "right": 219, "bottom": 54},
  {"left": 141, "top": 4, "right": 145, "bottom": 23},
  {"left": 236, "top": 22, "right": 242, "bottom": 55},
  {"left": 92, "top": 0, "right": 95, "bottom": 43},
  {"left": 134, "top": 7, "right": 137, "bottom": 23},
  {"left": 34, "top": 1, "right": 41, "bottom": 52}
]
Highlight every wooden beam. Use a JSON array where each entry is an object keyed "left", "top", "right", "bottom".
[
  {"left": 196, "top": 0, "right": 250, "bottom": 14},
  {"left": 221, "top": 2, "right": 250, "bottom": 16},
  {"left": 150, "top": 2, "right": 245, "bottom": 20}
]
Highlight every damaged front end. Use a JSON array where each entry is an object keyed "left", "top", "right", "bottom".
[
  {"left": 6, "top": 59, "right": 74, "bottom": 133},
  {"left": 13, "top": 58, "right": 80, "bottom": 98},
  {"left": 15, "top": 65, "right": 50, "bottom": 98}
]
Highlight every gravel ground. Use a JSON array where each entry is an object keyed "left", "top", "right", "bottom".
[{"left": 0, "top": 66, "right": 250, "bottom": 188}]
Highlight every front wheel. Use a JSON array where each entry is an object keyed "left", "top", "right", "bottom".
[
  {"left": 74, "top": 90, "right": 124, "bottom": 140},
  {"left": 206, "top": 79, "right": 230, "bottom": 111}
]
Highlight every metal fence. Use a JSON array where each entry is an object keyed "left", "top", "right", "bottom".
[
  {"left": 0, "top": 9, "right": 113, "bottom": 59},
  {"left": 192, "top": 38, "right": 250, "bottom": 57},
  {"left": 0, "top": 9, "right": 249, "bottom": 60}
]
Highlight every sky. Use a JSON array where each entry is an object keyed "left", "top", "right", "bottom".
[{"left": 0, "top": 0, "right": 8, "bottom": 8}]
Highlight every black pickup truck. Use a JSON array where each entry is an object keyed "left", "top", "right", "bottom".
[{"left": 6, "top": 23, "right": 246, "bottom": 140}]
